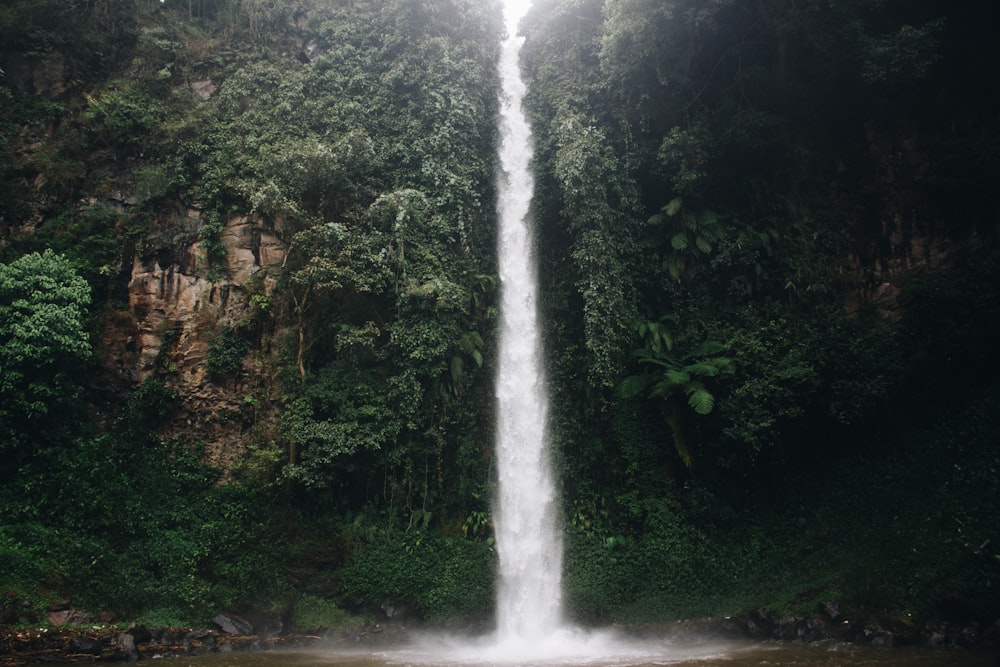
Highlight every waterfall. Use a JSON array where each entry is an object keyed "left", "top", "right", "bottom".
[{"left": 493, "top": 0, "right": 564, "bottom": 642}]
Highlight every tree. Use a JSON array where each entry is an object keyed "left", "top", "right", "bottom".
[{"left": 0, "top": 250, "right": 91, "bottom": 465}]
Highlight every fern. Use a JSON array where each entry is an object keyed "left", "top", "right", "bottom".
[
  {"left": 694, "top": 340, "right": 727, "bottom": 356},
  {"left": 618, "top": 374, "right": 651, "bottom": 399},
  {"left": 685, "top": 384, "right": 715, "bottom": 415},
  {"left": 683, "top": 362, "right": 722, "bottom": 377}
]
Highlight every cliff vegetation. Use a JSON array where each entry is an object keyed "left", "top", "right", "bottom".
[{"left": 1, "top": 0, "right": 998, "bottom": 637}]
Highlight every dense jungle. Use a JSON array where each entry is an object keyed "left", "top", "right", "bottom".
[{"left": 1, "top": 0, "right": 998, "bottom": 641}]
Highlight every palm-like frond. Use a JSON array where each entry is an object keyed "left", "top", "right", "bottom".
[{"left": 685, "top": 383, "right": 715, "bottom": 415}]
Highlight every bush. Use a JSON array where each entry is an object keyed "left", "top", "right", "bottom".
[
  {"left": 338, "top": 531, "right": 495, "bottom": 623},
  {"left": 206, "top": 325, "right": 250, "bottom": 377},
  {"left": 291, "top": 595, "right": 350, "bottom": 631}
]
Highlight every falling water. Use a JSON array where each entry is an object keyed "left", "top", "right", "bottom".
[{"left": 493, "top": 0, "right": 564, "bottom": 644}]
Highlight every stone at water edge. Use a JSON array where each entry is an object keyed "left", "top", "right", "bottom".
[
  {"left": 213, "top": 612, "right": 254, "bottom": 635},
  {"left": 117, "top": 632, "right": 140, "bottom": 662},
  {"left": 69, "top": 635, "right": 104, "bottom": 656}
]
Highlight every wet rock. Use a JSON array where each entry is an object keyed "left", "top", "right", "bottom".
[
  {"left": 718, "top": 617, "right": 744, "bottom": 636},
  {"left": 47, "top": 598, "right": 72, "bottom": 612},
  {"left": 69, "top": 635, "right": 104, "bottom": 656},
  {"left": 746, "top": 609, "right": 774, "bottom": 638},
  {"left": 380, "top": 599, "right": 414, "bottom": 620},
  {"left": 214, "top": 612, "right": 254, "bottom": 635},
  {"left": 819, "top": 600, "right": 842, "bottom": 622},
  {"left": 117, "top": 632, "right": 139, "bottom": 662},
  {"left": 956, "top": 622, "right": 981, "bottom": 647},
  {"left": 48, "top": 608, "right": 90, "bottom": 625},
  {"left": 798, "top": 615, "right": 828, "bottom": 642},
  {"left": 928, "top": 629, "right": 948, "bottom": 646},
  {"left": 244, "top": 610, "right": 287, "bottom": 637},
  {"left": 129, "top": 624, "right": 153, "bottom": 644},
  {"left": 851, "top": 620, "right": 903, "bottom": 647},
  {"left": 775, "top": 615, "right": 798, "bottom": 641},
  {"left": 184, "top": 630, "right": 217, "bottom": 655}
]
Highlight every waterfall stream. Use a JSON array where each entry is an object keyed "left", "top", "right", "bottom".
[{"left": 493, "top": 0, "right": 564, "bottom": 643}]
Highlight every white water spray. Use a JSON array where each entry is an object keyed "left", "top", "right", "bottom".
[{"left": 493, "top": 0, "right": 564, "bottom": 643}]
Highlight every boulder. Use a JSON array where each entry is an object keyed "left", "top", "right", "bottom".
[
  {"left": 775, "top": 615, "right": 798, "bottom": 641},
  {"left": 745, "top": 608, "right": 774, "bottom": 638},
  {"left": 48, "top": 608, "right": 90, "bottom": 626},
  {"left": 69, "top": 635, "right": 104, "bottom": 656},
  {"left": 213, "top": 613, "right": 254, "bottom": 635},
  {"left": 117, "top": 632, "right": 140, "bottom": 662}
]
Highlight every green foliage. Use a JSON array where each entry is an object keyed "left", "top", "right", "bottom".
[
  {"left": 0, "top": 0, "right": 995, "bottom": 630},
  {"left": 551, "top": 109, "right": 640, "bottom": 387},
  {"left": 205, "top": 325, "right": 250, "bottom": 377},
  {"left": 338, "top": 530, "right": 495, "bottom": 622},
  {"left": 860, "top": 19, "right": 946, "bottom": 84},
  {"left": 290, "top": 594, "right": 350, "bottom": 631},
  {"left": 646, "top": 198, "right": 722, "bottom": 280},
  {"left": 657, "top": 127, "right": 712, "bottom": 197},
  {"left": 0, "top": 249, "right": 91, "bottom": 368},
  {"left": 620, "top": 321, "right": 732, "bottom": 467},
  {"left": 198, "top": 210, "right": 227, "bottom": 277},
  {"left": 85, "top": 86, "right": 162, "bottom": 147},
  {"left": 0, "top": 250, "right": 92, "bottom": 463}
]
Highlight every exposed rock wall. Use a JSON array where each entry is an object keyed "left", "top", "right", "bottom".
[{"left": 121, "top": 211, "right": 286, "bottom": 470}]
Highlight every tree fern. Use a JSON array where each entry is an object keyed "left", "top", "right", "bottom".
[{"left": 685, "top": 383, "right": 715, "bottom": 415}]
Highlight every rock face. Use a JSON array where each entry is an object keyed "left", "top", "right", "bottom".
[{"left": 121, "top": 210, "right": 286, "bottom": 470}]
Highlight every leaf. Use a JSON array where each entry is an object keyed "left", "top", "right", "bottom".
[
  {"left": 618, "top": 374, "right": 651, "bottom": 398},
  {"left": 697, "top": 209, "right": 718, "bottom": 227},
  {"left": 670, "top": 233, "right": 689, "bottom": 250},
  {"left": 682, "top": 362, "right": 721, "bottom": 377},
  {"left": 656, "top": 327, "right": 673, "bottom": 353},
  {"left": 695, "top": 235, "right": 712, "bottom": 254},
  {"left": 694, "top": 340, "right": 726, "bottom": 356},
  {"left": 686, "top": 385, "right": 715, "bottom": 415},
  {"left": 664, "top": 369, "right": 690, "bottom": 385},
  {"left": 663, "top": 197, "right": 683, "bottom": 216},
  {"left": 637, "top": 355, "right": 670, "bottom": 368},
  {"left": 647, "top": 213, "right": 664, "bottom": 225},
  {"left": 666, "top": 255, "right": 685, "bottom": 279}
]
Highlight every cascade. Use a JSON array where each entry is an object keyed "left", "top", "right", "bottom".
[{"left": 493, "top": 0, "right": 563, "bottom": 643}]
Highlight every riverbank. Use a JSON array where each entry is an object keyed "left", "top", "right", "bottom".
[
  {"left": 0, "top": 619, "right": 414, "bottom": 666},
  {"left": 3, "top": 608, "right": 998, "bottom": 666}
]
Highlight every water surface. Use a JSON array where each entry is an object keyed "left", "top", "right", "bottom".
[{"left": 55, "top": 640, "right": 993, "bottom": 667}]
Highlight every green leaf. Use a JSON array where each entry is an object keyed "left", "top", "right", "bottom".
[
  {"left": 670, "top": 233, "right": 689, "bottom": 250},
  {"left": 694, "top": 340, "right": 726, "bottom": 356},
  {"left": 666, "top": 255, "right": 685, "bottom": 279},
  {"left": 618, "top": 374, "right": 651, "bottom": 398},
  {"left": 682, "top": 362, "right": 721, "bottom": 377},
  {"left": 450, "top": 356, "right": 463, "bottom": 384},
  {"left": 664, "top": 369, "right": 690, "bottom": 385},
  {"left": 663, "top": 197, "right": 683, "bottom": 216},
  {"left": 686, "top": 385, "right": 715, "bottom": 415},
  {"left": 695, "top": 235, "right": 713, "bottom": 254}
]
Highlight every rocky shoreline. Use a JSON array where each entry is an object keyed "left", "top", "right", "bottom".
[
  {"left": 626, "top": 606, "right": 1000, "bottom": 650},
  {"left": 0, "top": 619, "right": 413, "bottom": 666},
  {"left": 2, "top": 606, "right": 998, "bottom": 665}
]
